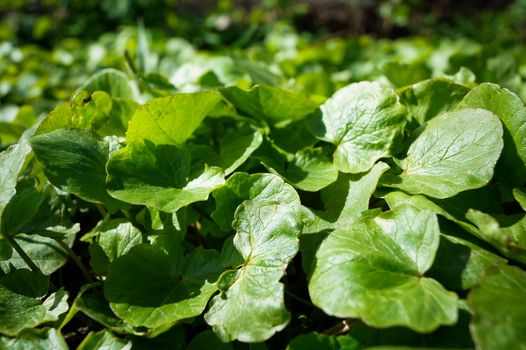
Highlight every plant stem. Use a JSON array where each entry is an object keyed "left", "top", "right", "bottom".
[
  {"left": 56, "top": 239, "right": 94, "bottom": 283},
  {"left": 3, "top": 233, "right": 41, "bottom": 273},
  {"left": 285, "top": 289, "right": 314, "bottom": 308},
  {"left": 324, "top": 318, "right": 355, "bottom": 335}
]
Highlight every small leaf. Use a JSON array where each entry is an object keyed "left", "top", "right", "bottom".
[
  {"left": 307, "top": 82, "right": 406, "bottom": 173},
  {"left": 286, "top": 332, "right": 359, "bottom": 350},
  {"left": 79, "top": 68, "right": 137, "bottom": 100},
  {"left": 0, "top": 141, "right": 32, "bottom": 215},
  {"left": 391, "top": 108, "right": 503, "bottom": 198},
  {"left": 187, "top": 330, "right": 233, "bottom": 350},
  {"left": 1, "top": 188, "right": 44, "bottom": 236}
]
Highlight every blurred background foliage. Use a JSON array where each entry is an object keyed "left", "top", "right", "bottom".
[{"left": 1, "top": 0, "right": 525, "bottom": 146}]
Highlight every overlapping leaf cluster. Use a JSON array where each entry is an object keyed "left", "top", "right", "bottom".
[{"left": 1, "top": 30, "right": 526, "bottom": 350}]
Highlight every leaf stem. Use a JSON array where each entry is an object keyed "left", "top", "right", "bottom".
[
  {"left": 284, "top": 289, "right": 314, "bottom": 308},
  {"left": 3, "top": 233, "right": 41, "bottom": 273},
  {"left": 56, "top": 239, "right": 94, "bottom": 283},
  {"left": 324, "top": 318, "right": 355, "bottom": 335}
]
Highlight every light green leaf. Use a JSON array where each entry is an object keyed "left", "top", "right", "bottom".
[
  {"left": 399, "top": 78, "right": 469, "bottom": 128},
  {"left": 205, "top": 201, "right": 303, "bottom": 342},
  {"left": 307, "top": 82, "right": 406, "bottom": 173},
  {"left": 309, "top": 204, "right": 458, "bottom": 332},
  {"left": 468, "top": 265, "right": 526, "bottom": 350},
  {"left": 91, "top": 218, "right": 143, "bottom": 265},
  {"left": 220, "top": 85, "right": 319, "bottom": 125},
  {"left": 459, "top": 83, "right": 526, "bottom": 186},
  {"left": 126, "top": 92, "right": 221, "bottom": 147},
  {"left": 0, "top": 141, "right": 31, "bottom": 215},
  {"left": 79, "top": 68, "right": 137, "bottom": 100},
  {"left": 77, "top": 330, "right": 132, "bottom": 350},
  {"left": 105, "top": 245, "right": 223, "bottom": 329},
  {"left": 0, "top": 328, "right": 68, "bottom": 350},
  {"left": 466, "top": 210, "right": 526, "bottom": 264},
  {"left": 30, "top": 128, "right": 127, "bottom": 212},
  {"left": 42, "top": 288, "right": 69, "bottom": 322},
  {"left": 107, "top": 141, "right": 224, "bottom": 213},
  {"left": 211, "top": 172, "right": 301, "bottom": 231},
  {"left": 391, "top": 108, "right": 503, "bottom": 198}
]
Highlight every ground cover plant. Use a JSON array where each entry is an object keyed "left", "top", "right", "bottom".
[{"left": 1, "top": 4, "right": 526, "bottom": 349}]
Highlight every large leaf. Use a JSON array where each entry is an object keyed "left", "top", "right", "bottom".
[
  {"left": 459, "top": 83, "right": 526, "bottom": 186},
  {"left": 205, "top": 201, "right": 303, "bottom": 342},
  {"left": 30, "top": 128, "right": 127, "bottom": 211},
  {"left": 389, "top": 108, "right": 503, "bottom": 198},
  {"left": 259, "top": 146, "right": 339, "bottom": 192},
  {"left": 309, "top": 204, "right": 458, "bottom": 332},
  {"left": 468, "top": 265, "right": 526, "bottom": 350},
  {"left": 105, "top": 245, "right": 223, "bottom": 329},
  {"left": 211, "top": 172, "right": 301, "bottom": 231},
  {"left": 107, "top": 141, "right": 224, "bottom": 213},
  {"left": 126, "top": 92, "right": 221, "bottom": 147},
  {"left": 220, "top": 85, "right": 319, "bottom": 125},
  {"left": 307, "top": 81, "right": 406, "bottom": 173},
  {"left": 77, "top": 330, "right": 132, "bottom": 350}
]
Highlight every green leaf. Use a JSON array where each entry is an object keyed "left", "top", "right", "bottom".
[
  {"left": 383, "top": 61, "right": 431, "bottom": 87},
  {"left": 211, "top": 172, "right": 301, "bottom": 231},
  {"left": 428, "top": 234, "right": 507, "bottom": 291},
  {"left": 307, "top": 82, "right": 406, "bottom": 173},
  {"left": 0, "top": 141, "right": 31, "bottom": 215},
  {"left": 321, "top": 161, "right": 389, "bottom": 224},
  {"left": 187, "top": 330, "right": 233, "bottom": 350},
  {"left": 0, "top": 285, "right": 47, "bottom": 336},
  {"left": 0, "top": 269, "right": 48, "bottom": 298},
  {"left": 309, "top": 204, "right": 458, "bottom": 332},
  {"left": 79, "top": 68, "right": 137, "bottom": 100},
  {"left": 77, "top": 330, "right": 132, "bottom": 350},
  {"left": 220, "top": 130, "right": 263, "bottom": 175},
  {"left": 286, "top": 332, "right": 359, "bottom": 350},
  {"left": 205, "top": 201, "right": 303, "bottom": 342},
  {"left": 89, "top": 219, "right": 143, "bottom": 275},
  {"left": 0, "top": 328, "right": 68, "bottom": 350},
  {"left": 261, "top": 146, "right": 339, "bottom": 192},
  {"left": 513, "top": 188, "right": 526, "bottom": 211},
  {"left": 126, "top": 92, "right": 221, "bottom": 147},
  {"left": 398, "top": 78, "right": 469, "bottom": 129},
  {"left": 468, "top": 265, "right": 526, "bottom": 350},
  {"left": 0, "top": 233, "right": 74, "bottom": 275},
  {"left": 30, "top": 128, "right": 127, "bottom": 212},
  {"left": 459, "top": 83, "right": 526, "bottom": 186},
  {"left": 105, "top": 245, "right": 223, "bottom": 329},
  {"left": 220, "top": 85, "right": 319, "bottom": 125},
  {"left": 107, "top": 141, "right": 224, "bottom": 213},
  {"left": 389, "top": 109, "right": 503, "bottom": 198},
  {"left": 466, "top": 210, "right": 526, "bottom": 264},
  {"left": 68, "top": 283, "right": 139, "bottom": 335},
  {"left": 1, "top": 188, "right": 44, "bottom": 236}
]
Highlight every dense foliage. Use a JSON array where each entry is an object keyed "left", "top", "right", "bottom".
[{"left": 1, "top": 2, "right": 526, "bottom": 349}]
